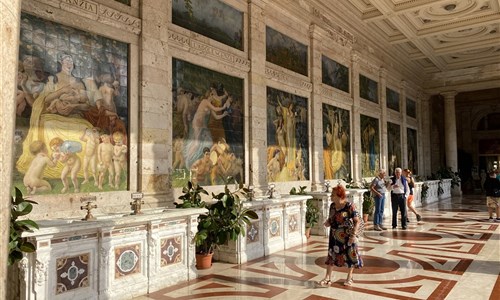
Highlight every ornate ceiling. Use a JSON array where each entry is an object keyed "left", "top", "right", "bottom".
[{"left": 341, "top": 0, "right": 500, "bottom": 74}]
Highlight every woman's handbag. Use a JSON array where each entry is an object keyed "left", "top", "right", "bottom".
[{"left": 494, "top": 189, "right": 500, "bottom": 198}]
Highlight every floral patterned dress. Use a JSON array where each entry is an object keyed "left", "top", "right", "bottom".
[{"left": 325, "top": 202, "right": 363, "bottom": 268}]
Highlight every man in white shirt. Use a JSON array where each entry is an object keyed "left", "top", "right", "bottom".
[{"left": 390, "top": 167, "right": 410, "bottom": 229}]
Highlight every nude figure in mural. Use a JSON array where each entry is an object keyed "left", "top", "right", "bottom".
[
  {"left": 362, "top": 123, "right": 376, "bottom": 175},
  {"left": 79, "top": 127, "right": 100, "bottom": 186},
  {"left": 112, "top": 131, "right": 127, "bottom": 189},
  {"left": 49, "top": 137, "right": 82, "bottom": 193},
  {"left": 97, "top": 133, "right": 115, "bottom": 190},
  {"left": 23, "top": 141, "right": 57, "bottom": 195},
  {"left": 176, "top": 88, "right": 194, "bottom": 138}
]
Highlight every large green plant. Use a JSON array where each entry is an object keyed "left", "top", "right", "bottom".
[
  {"left": 194, "top": 178, "right": 258, "bottom": 254},
  {"left": 174, "top": 181, "right": 208, "bottom": 208},
  {"left": 305, "top": 199, "right": 319, "bottom": 228},
  {"left": 362, "top": 192, "right": 375, "bottom": 215},
  {"left": 9, "top": 187, "right": 39, "bottom": 266}
]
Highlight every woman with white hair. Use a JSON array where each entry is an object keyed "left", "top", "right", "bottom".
[{"left": 370, "top": 169, "right": 390, "bottom": 231}]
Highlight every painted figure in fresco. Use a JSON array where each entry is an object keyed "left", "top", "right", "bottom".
[
  {"left": 190, "top": 147, "right": 213, "bottom": 186},
  {"left": 184, "top": 87, "right": 229, "bottom": 169},
  {"left": 97, "top": 133, "right": 115, "bottom": 190},
  {"left": 16, "top": 56, "right": 46, "bottom": 117},
  {"left": 16, "top": 52, "right": 95, "bottom": 180},
  {"left": 362, "top": 123, "right": 376, "bottom": 175},
  {"left": 267, "top": 148, "right": 282, "bottom": 182},
  {"left": 294, "top": 146, "right": 306, "bottom": 180},
  {"left": 273, "top": 108, "right": 286, "bottom": 153},
  {"left": 23, "top": 141, "right": 57, "bottom": 195},
  {"left": 79, "top": 127, "right": 100, "bottom": 186},
  {"left": 49, "top": 137, "right": 82, "bottom": 193},
  {"left": 176, "top": 88, "right": 194, "bottom": 138},
  {"left": 45, "top": 80, "right": 90, "bottom": 116},
  {"left": 172, "top": 138, "right": 185, "bottom": 170},
  {"left": 112, "top": 131, "right": 128, "bottom": 189},
  {"left": 277, "top": 95, "right": 296, "bottom": 163},
  {"left": 330, "top": 112, "right": 344, "bottom": 176}
]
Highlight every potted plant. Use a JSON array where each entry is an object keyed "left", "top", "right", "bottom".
[
  {"left": 362, "top": 192, "right": 375, "bottom": 223},
  {"left": 194, "top": 178, "right": 258, "bottom": 269},
  {"left": 305, "top": 199, "right": 319, "bottom": 239},
  {"left": 174, "top": 181, "right": 208, "bottom": 208},
  {"left": 9, "top": 187, "right": 39, "bottom": 266}
]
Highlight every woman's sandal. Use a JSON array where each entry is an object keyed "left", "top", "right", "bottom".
[
  {"left": 344, "top": 277, "right": 354, "bottom": 286},
  {"left": 318, "top": 279, "right": 332, "bottom": 287}
]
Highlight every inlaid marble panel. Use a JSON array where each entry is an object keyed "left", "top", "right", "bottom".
[
  {"left": 288, "top": 213, "right": 299, "bottom": 233},
  {"left": 269, "top": 217, "right": 281, "bottom": 238},
  {"left": 56, "top": 253, "right": 89, "bottom": 294},
  {"left": 247, "top": 221, "right": 259, "bottom": 244},
  {"left": 114, "top": 244, "right": 141, "bottom": 278},
  {"left": 160, "top": 236, "right": 182, "bottom": 267}
]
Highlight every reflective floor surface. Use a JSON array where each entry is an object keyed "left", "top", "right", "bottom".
[{"left": 134, "top": 195, "right": 500, "bottom": 300}]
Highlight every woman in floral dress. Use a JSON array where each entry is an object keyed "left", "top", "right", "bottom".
[{"left": 319, "top": 184, "right": 363, "bottom": 287}]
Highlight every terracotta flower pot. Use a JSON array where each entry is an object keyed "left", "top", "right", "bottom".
[
  {"left": 363, "top": 214, "right": 369, "bottom": 223},
  {"left": 305, "top": 227, "right": 312, "bottom": 239},
  {"left": 196, "top": 252, "right": 213, "bottom": 270}
]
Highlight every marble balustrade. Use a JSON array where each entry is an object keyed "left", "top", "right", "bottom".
[{"left": 18, "top": 208, "right": 205, "bottom": 300}]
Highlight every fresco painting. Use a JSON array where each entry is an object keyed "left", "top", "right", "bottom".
[
  {"left": 266, "top": 27, "right": 308, "bottom": 76},
  {"left": 360, "top": 115, "right": 380, "bottom": 177},
  {"left": 359, "top": 74, "right": 378, "bottom": 103},
  {"left": 14, "top": 13, "right": 129, "bottom": 195},
  {"left": 322, "top": 56, "right": 349, "bottom": 93},
  {"left": 406, "top": 97, "right": 416, "bottom": 118},
  {"left": 322, "top": 104, "right": 351, "bottom": 180},
  {"left": 387, "top": 122, "right": 401, "bottom": 175},
  {"left": 407, "top": 128, "right": 418, "bottom": 174},
  {"left": 172, "top": 0, "right": 243, "bottom": 50},
  {"left": 172, "top": 58, "right": 244, "bottom": 187},
  {"left": 267, "top": 87, "right": 309, "bottom": 182},
  {"left": 386, "top": 88, "right": 400, "bottom": 111}
]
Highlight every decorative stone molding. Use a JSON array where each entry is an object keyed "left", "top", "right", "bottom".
[
  {"left": 320, "top": 86, "right": 352, "bottom": 103},
  {"left": 310, "top": 6, "right": 356, "bottom": 47},
  {"left": 265, "top": 66, "right": 313, "bottom": 92},
  {"left": 39, "top": 0, "right": 141, "bottom": 34},
  {"left": 34, "top": 260, "right": 47, "bottom": 286},
  {"left": 168, "top": 30, "right": 251, "bottom": 72}
]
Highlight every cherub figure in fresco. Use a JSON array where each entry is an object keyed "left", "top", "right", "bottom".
[
  {"left": 49, "top": 137, "right": 82, "bottom": 193},
  {"left": 190, "top": 147, "right": 212, "bottom": 186},
  {"left": 97, "top": 133, "right": 115, "bottom": 190},
  {"left": 79, "top": 127, "right": 100, "bottom": 185},
  {"left": 112, "top": 131, "right": 128, "bottom": 189},
  {"left": 23, "top": 141, "right": 57, "bottom": 195},
  {"left": 172, "top": 138, "right": 185, "bottom": 170}
]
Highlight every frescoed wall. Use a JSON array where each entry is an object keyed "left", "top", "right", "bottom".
[
  {"left": 387, "top": 122, "right": 401, "bottom": 175},
  {"left": 14, "top": 13, "right": 129, "bottom": 195},
  {"left": 267, "top": 87, "right": 309, "bottom": 182},
  {"left": 406, "top": 97, "right": 416, "bottom": 118},
  {"left": 172, "top": 0, "right": 243, "bottom": 50},
  {"left": 266, "top": 27, "right": 308, "bottom": 76},
  {"left": 321, "top": 56, "right": 349, "bottom": 93},
  {"left": 172, "top": 58, "right": 244, "bottom": 187},
  {"left": 359, "top": 74, "right": 378, "bottom": 103},
  {"left": 322, "top": 104, "right": 351, "bottom": 180},
  {"left": 360, "top": 115, "right": 380, "bottom": 177},
  {"left": 407, "top": 128, "right": 418, "bottom": 174},
  {"left": 386, "top": 88, "right": 400, "bottom": 112}
]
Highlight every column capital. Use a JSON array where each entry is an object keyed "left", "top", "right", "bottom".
[
  {"left": 440, "top": 91, "right": 458, "bottom": 100},
  {"left": 351, "top": 51, "right": 361, "bottom": 64},
  {"left": 400, "top": 80, "right": 407, "bottom": 90},
  {"left": 309, "top": 23, "right": 323, "bottom": 40},
  {"left": 379, "top": 67, "right": 388, "bottom": 78}
]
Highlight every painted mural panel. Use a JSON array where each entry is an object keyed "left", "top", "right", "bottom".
[
  {"left": 386, "top": 88, "right": 400, "bottom": 112},
  {"left": 406, "top": 97, "right": 416, "bottom": 118},
  {"left": 321, "top": 55, "right": 349, "bottom": 93},
  {"left": 359, "top": 75, "right": 378, "bottom": 103},
  {"left": 407, "top": 128, "right": 418, "bottom": 174},
  {"left": 387, "top": 122, "right": 401, "bottom": 175},
  {"left": 266, "top": 27, "right": 308, "bottom": 76},
  {"left": 172, "top": 0, "right": 243, "bottom": 50},
  {"left": 267, "top": 87, "right": 309, "bottom": 182},
  {"left": 172, "top": 58, "right": 244, "bottom": 187},
  {"left": 14, "top": 13, "right": 129, "bottom": 195},
  {"left": 360, "top": 115, "right": 380, "bottom": 177},
  {"left": 322, "top": 104, "right": 351, "bottom": 180}
]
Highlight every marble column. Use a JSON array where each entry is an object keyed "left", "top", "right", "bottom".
[
  {"left": 419, "top": 92, "right": 431, "bottom": 177},
  {"left": 1, "top": 0, "right": 21, "bottom": 297},
  {"left": 400, "top": 81, "right": 408, "bottom": 168},
  {"left": 309, "top": 24, "right": 324, "bottom": 191},
  {"left": 441, "top": 91, "right": 459, "bottom": 172},
  {"left": 248, "top": 0, "right": 269, "bottom": 195},
  {"left": 379, "top": 68, "right": 388, "bottom": 171},
  {"left": 350, "top": 52, "right": 362, "bottom": 182}
]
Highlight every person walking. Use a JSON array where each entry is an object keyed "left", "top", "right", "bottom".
[
  {"left": 403, "top": 169, "right": 422, "bottom": 222},
  {"left": 370, "top": 169, "right": 390, "bottom": 231},
  {"left": 483, "top": 170, "right": 500, "bottom": 222},
  {"left": 390, "top": 167, "right": 410, "bottom": 229},
  {"left": 318, "top": 185, "right": 363, "bottom": 287}
]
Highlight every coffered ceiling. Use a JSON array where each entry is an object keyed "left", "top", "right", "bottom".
[{"left": 340, "top": 0, "right": 500, "bottom": 74}]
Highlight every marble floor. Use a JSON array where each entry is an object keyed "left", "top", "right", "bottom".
[{"left": 135, "top": 195, "right": 500, "bottom": 300}]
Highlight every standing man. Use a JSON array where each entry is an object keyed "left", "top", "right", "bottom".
[
  {"left": 390, "top": 168, "right": 410, "bottom": 229},
  {"left": 370, "top": 169, "right": 391, "bottom": 231}
]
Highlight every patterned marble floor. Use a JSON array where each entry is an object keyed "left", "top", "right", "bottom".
[{"left": 135, "top": 195, "right": 500, "bottom": 300}]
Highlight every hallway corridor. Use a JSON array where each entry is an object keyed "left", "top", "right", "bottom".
[{"left": 136, "top": 195, "right": 500, "bottom": 300}]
